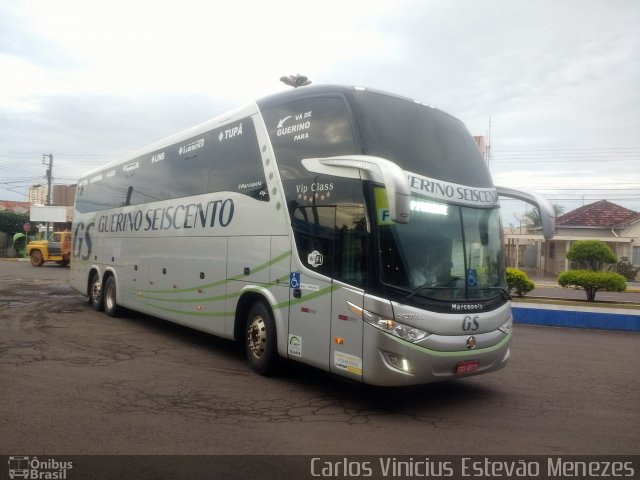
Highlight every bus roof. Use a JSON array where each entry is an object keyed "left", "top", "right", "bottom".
[{"left": 78, "top": 84, "right": 463, "bottom": 181}]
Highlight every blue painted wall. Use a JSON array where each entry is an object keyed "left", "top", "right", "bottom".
[{"left": 512, "top": 306, "right": 640, "bottom": 332}]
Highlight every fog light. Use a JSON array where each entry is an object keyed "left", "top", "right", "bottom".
[
  {"left": 499, "top": 316, "right": 513, "bottom": 334},
  {"left": 382, "top": 351, "right": 413, "bottom": 373}
]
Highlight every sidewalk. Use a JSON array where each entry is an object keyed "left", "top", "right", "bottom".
[{"left": 525, "top": 268, "right": 640, "bottom": 293}]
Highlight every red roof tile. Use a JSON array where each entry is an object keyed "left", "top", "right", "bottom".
[
  {"left": 556, "top": 200, "right": 640, "bottom": 228},
  {"left": 0, "top": 200, "right": 31, "bottom": 213}
]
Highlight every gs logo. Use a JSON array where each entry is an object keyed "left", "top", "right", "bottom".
[
  {"left": 462, "top": 315, "right": 479, "bottom": 331},
  {"left": 73, "top": 221, "right": 94, "bottom": 261}
]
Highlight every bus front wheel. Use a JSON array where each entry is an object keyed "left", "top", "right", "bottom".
[
  {"left": 245, "top": 302, "right": 278, "bottom": 376},
  {"left": 103, "top": 276, "right": 122, "bottom": 317}
]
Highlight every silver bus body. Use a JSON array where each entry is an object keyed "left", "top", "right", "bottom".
[{"left": 70, "top": 85, "right": 553, "bottom": 386}]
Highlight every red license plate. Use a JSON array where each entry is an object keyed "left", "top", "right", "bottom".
[{"left": 456, "top": 360, "right": 480, "bottom": 374}]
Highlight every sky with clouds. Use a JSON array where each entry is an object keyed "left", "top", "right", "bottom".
[{"left": 1, "top": 0, "right": 638, "bottom": 226}]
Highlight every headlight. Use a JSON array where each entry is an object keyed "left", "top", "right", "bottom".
[
  {"left": 347, "top": 302, "right": 429, "bottom": 343},
  {"left": 499, "top": 316, "right": 513, "bottom": 334}
]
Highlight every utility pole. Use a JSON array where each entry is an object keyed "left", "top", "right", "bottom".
[
  {"left": 42, "top": 154, "right": 53, "bottom": 239},
  {"left": 42, "top": 154, "right": 53, "bottom": 205},
  {"left": 485, "top": 116, "right": 492, "bottom": 167}
]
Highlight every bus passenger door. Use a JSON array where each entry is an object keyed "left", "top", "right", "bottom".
[
  {"left": 289, "top": 203, "right": 367, "bottom": 380},
  {"left": 288, "top": 206, "right": 335, "bottom": 371}
]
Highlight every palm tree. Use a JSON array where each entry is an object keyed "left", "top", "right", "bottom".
[{"left": 523, "top": 204, "right": 564, "bottom": 228}]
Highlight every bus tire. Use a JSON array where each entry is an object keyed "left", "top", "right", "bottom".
[
  {"left": 89, "top": 272, "right": 104, "bottom": 311},
  {"left": 103, "top": 276, "right": 122, "bottom": 317},
  {"left": 245, "top": 301, "right": 278, "bottom": 376},
  {"left": 30, "top": 250, "right": 44, "bottom": 267}
]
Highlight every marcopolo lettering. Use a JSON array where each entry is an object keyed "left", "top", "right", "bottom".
[
  {"left": 97, "top": 199, "right": 235, "bottom": 234},
  {"left": 452, "top": 303, "right": 484, "bottom": 311}
]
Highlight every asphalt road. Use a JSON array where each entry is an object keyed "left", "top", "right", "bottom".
[{"left": 1, "top": 260, "right": 638, "bottom": 459}]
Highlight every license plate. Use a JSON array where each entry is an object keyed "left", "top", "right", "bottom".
[{"left": 456, "top": 360, "right": 480, "bottom": 374}]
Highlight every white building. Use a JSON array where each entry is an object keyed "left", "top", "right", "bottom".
[{"left": 505, "top": 200, "right": 640, "bottom": 279}]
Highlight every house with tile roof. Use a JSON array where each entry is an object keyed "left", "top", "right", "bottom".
[
  {"left": 0, "top": 200, "right": 31, "bottom": 215},
  {"left": 545, "top": 200, "right": 640, "bottom": 275},
  {"left": 504, "top": 200, "right": 640, "bottom": 279}
]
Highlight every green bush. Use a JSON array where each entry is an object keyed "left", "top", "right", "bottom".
[
  {"left": 0, "top": 210, "right": 33, "bottom": 235},
  {"left": 558, "top": 270, "right": 627, "bottom": 302},
  {"left": 616, "top": 257, "right": 640, "bottom": 281},
  {"left": 506, "top": 267, "right": 535, "bottom": 297},
  {"left": 566, "top": 240, "right": 617, "bottom": 271}
]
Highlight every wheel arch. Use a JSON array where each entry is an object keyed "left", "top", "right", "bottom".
[
  {"left": 86, "top": 267, "right": 101, "bottom": 297},
  {"left": 29, "top": 249, "right": 44, "bottom": 266},
  {"left": 233, "top": 287, "right": 288, "bottom": 359},
  {"left": 100, "top": 267, "right": 118, "bottom": 292},
  {"left": 86, "top": 266, "right": 119, "bottom": 296}
]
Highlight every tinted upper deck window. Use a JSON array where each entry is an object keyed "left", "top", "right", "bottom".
[
  {"left": 351, "top": 90, "right": 492, "bottom": 187},
  {"left": 261, "top": 96, "right": 358, "bottom": 181},
  {"left": 75, "top": 116, "right": 266, "bottom": 213}
]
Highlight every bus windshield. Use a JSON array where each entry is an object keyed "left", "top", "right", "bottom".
[{"left": 377, "top": 190, "right": 506, "bottom": 302}]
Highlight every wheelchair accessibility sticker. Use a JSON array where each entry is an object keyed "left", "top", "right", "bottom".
[
  {"left": 289, "top": 272, "right": 319, "bottom": 292},
  {"left": 466, "top": 268, "right": 478, "bottom": 287}
]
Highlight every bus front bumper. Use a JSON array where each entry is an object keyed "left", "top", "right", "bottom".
[{"left": 361, "top": 323, "right": 512, "bottom": 386}]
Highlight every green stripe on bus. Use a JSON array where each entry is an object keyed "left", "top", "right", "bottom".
[
  {"left": 128, "top": 249, "right": 292, "bottom": 295},
  {"left": 125, "top": 282, "right": 340, "bottom": 316}
]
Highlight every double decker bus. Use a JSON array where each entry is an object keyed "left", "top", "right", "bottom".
[{"left": 70, "top": 85, "right": 554, "bottom": 386}]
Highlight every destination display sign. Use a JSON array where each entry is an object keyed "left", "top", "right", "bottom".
[{"left": 407, "top": 171, "right": 499, "bottom": 207}]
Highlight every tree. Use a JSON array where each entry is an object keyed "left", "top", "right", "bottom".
[
  {"left": 558, "top": 270, "right": 626, "bottom": 302},
  {"left": 523, "top": 204, "right": 565, "bottom": 228},
  {"left": 558, "top": 240, "right": 625, "bottom": 302},
  {"left": 566, "top": 240, "right": 617, "bottom": 271},
  {"left": 0, "top": 211, "right": 32, "bottom": 236}
]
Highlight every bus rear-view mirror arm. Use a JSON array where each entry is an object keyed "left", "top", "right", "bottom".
[
  {"left": 301, "top": 155, "right": 411, "bottom": 224},
  {"left": 496, "top": 186, "right": 556, "bottom": 240}
]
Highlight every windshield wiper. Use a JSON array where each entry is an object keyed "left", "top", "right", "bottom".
[
  {"left": 403, "top": 284, "right": 511, "bottom": 303},
  {"left": 402, "top": 284, "right": 457, "bottom": 302},
  {"left": 478, "top": 286, "right": 512, "bottom": 300}
]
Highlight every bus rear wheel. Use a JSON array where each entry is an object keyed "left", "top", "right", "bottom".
[
  {"left": 89, "top": 272, "right": 104, "bottom": 311},
  {"left": 245, "top": 302, "right": 278, "bottom": 376},
  {"left": 103, "top": 276, "right": 122, "bottom": 317}
]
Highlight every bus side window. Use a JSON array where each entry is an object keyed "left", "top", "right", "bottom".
[
  {"left": 292, "top": 206, "right": 336, "bottom": 278},
  {"left": 292, "top": 204, "right": 367, "bottom": 286}
]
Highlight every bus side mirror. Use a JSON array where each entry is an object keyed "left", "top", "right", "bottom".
[
  {"left": 301, "top": 155, "right": 411, "bottom": 224},
  {"left": 496, "top": 186, "right": 556, "bottom": 239}
]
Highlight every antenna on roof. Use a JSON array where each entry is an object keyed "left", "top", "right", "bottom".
[{"left": 280, "top": 74, "right": 312, "bottom": 88}]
